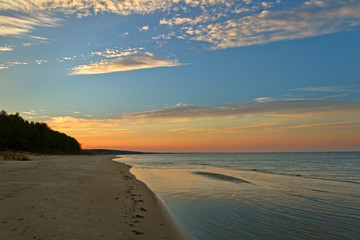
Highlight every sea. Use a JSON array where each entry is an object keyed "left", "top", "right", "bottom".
[{"left": 114, "top": 152, "right": 360, "bottom": 240}]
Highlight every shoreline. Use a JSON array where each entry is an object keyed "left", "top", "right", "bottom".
[{"left": 0, "top": 154, "right": 186, "bottom": 240}]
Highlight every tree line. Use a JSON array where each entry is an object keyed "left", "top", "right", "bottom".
[{"left": 0, "top": 110, "right": 81, "bottom": 154}]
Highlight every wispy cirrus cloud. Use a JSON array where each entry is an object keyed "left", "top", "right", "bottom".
[
  {"left": 160, "top": 14, "right": 219, "bottom": 26},
  {"left": 90, "top": 47, "right": 143, "bottom": 58},
  {"left": 0, "top": 13, "right": 60, "bottom": 37},
  {"left": 139, "top": 26, "right": 149, "bottom": 31},
  {"left": 0, "top": 46, "right": 13, "bottom": 51},
  {"left": 2, "top": 0, "right": 358, "bottom": 51},
  {"left": 35, "top": 59, "right": 47, "bottom": 65},
  {"left": 7, "top": 61, "right": 28, "bottom": 67},
  {"left": 0, "top": 0, "right": 228, "bottom": 17},
  {"left": 254, "top": 97, "right": 274, "bottom": 103},
  {"left": 288, "top": 85, "right": 360, "bottom": 100},
  {"left": 186, "top": 0, "right": 360, "bottom": 49},
  {"left": 0, "top": 64, "right": 8, "bottom": 70},
  {"left": 292, "top": 86, "right": 360, "bottom": 93},
  {"left": 22, "top": 110, "right": 37, "bottom": 115},
  {"left": 70, "top": 53, "right": 181, "bottom": 75},
  {"left": 122, "top": 100, "right": 360, "bottom": 121},
  {"left": 0, "top": 61, "right": 29, "bottom": 71},
  {"left": 168, "top": 120, "right": 360, "bottom": 135},
  {"left": 160, "top": 0, "right": 360, "bottom": 49},
  {"left": 44, "top": 100, "right": 360, "bottom": 135}
]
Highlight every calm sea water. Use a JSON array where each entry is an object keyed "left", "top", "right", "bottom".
[{"left": 115, "top": 152, "right": 360, "bottom": 239}]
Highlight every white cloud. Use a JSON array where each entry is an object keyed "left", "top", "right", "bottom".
[
  {"left": 0, "top": 0, "right": 228, "bottom": 17},
  {"left": 7, "top": 61, "right": 28, "bottom": 66},
  {"left": 1, "top": 0, "right": 359, "bottom": 54},
  {"left": 261, "top": 2, "right": 273, "bottom": 8},
  {"left": 139, "top": 25, "right": 149, "bottom": 31},
  {"left": 0, "top": 64, "right": 9, "bottom": 70},
  {"left": 304, "top": 0, "right": 326, "bottom": 7},
  {"left": 70, "top": 53, "right": 182, "bottom": 75},
  {"left": 185, "top": 0, "right": 360, "bottom": 49},
  {"left": 0, "top": 13, "right": 59, "bottom": 37},
  {"left": 288, "top": 85, "right": 360, "bottom": 100},
  {"left": 255, "top": 97, "right": 274, "bottom": 103},
  {"left": 160, "top": 10, "right": 221, "bottom": 27},
  {"left": 0, "top": 46, "right": 13, "bottom": 51},
  {"left": 29, "top": 35, "right": 48, "bottom": 41},
  {"left": 35, "top": 59, "right": 48, "bottom": 64},
  {"left": 0, "top": 61, "right": 29, "bottom": 70},
  {"left": 292, "top": 86, "right": 359, "bottom": 93},
  {"left": 22, "top": 110, "right": 37, "bottom": 115},
  {"left": 22, "top": 111, "right": 37, "bottom": 115},
  {"left": 91, "top": 47, "right": 142, "bottom": 58},
  {"left": 122, "top": 100, "right": 360, "bottom": 121},
  {"left": 232, "top": 8, "right": 251, "bottom": 14},
  {"left": 63, "top": 56, "right": 76, "bottom": 60}
]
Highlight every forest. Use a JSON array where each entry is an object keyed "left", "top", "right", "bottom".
[{"left": 0, "top": 110, "right": 81, "bottom": 154}]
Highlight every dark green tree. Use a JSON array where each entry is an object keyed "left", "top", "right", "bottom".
[{"left": 0, "top": 110, "right": 81, "bottom": 154}]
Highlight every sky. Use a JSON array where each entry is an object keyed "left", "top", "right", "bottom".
[{"left": 1, "top": 0, "right": 360, "bottom": 152}]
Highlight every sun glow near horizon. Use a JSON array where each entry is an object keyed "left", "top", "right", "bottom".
[{"left": 40, "top": 100, "right": 360, "bottom": 152}]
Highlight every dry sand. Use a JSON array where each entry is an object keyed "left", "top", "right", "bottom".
[{"left": 0, "top": 155, "right": 186, "bottom": 240}]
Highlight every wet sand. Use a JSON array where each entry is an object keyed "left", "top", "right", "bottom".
[{"left": 0, "top": 155, "right": 185, "bottom": 240}]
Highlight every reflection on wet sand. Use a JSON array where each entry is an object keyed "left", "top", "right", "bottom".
[
  {"left": 131, "top": 167, "right": 360, "bottom": 240},
  {"left": 192, "top": 171, "right": 251, "bottom": 184}
]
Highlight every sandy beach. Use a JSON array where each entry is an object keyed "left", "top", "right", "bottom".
[{"left": 0, "top": 154, "right": 185, "bottom": 240}]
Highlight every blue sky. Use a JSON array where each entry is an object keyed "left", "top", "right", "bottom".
[{"left": 1, "top": 0, "right": 360, "bottom": 151}]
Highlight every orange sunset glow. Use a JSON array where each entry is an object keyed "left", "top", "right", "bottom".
[{"left": 46, "top": 101, "right": 360, "bottom": 152}]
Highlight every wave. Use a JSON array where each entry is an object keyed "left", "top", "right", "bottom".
[{"left": 192, "top": 171, "right": 251, "bottom": 184}]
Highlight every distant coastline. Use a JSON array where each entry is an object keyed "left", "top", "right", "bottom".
[
  {"left": 82, "top": 149, "right": 158, "bottom": 155},
  {"left": 92, "top": 150, "right": 360, "bottom": 155}
]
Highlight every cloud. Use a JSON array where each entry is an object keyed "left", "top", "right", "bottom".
[
  {"left": 70, "top": 53, "right": 181, "bottom": 75},
  {"left": 160, "top": 14, "right": 219, "bottom": 26},
  {"left": 29, "top": 35, "right": 48, "bottom": 40},
  {"left": 0, "top": 65, "right": 8, "bottom": 70},
  {"left": 292, "top": 86, "right": 360, "bottom": 93},
  {"left": 254, "top": 97, "right": 274, "bottom": 103},
  {"left": 288, "top": 85, "right": 360, "bottom": 100},
  {"left": 0, "top": 46, "right": 13, "bottom": 51},
  {"left": 1, "top": 0, "right": 229, "bottom": 14},
  {"left": 122, "top": 100, "right": 360, "bottom": 121},
  {"left": 7, "top": 61, "right": 28, "bottom": 66},
  {"left": 304, "top": 0, "right": 326, "bottom": 7},
  {"left": 90, "top": 47, "right": 143, "bottom": 58},
  {"left": 3, "top": 0, "right": 357, "bottom": 52},
  {"left": 43, "top": 100, "right": 360, "bottom": 141},
  {"left": 139, "top": 25, "right": 149, "bottom": 31},
  {"left": 0, "top": 0, "right": 230, "bottom": 19},
  {"left": 22, "top": 110, "right": 38, "bottom": 115},
  {"left": 186, "top": 0, "right": 360, "bottom": 49},
  {"left": 47, "top": 116, "right": 121, "bottom": 130},
  {"left": 22, "top": 111, "right": 37, "bottom": 115},
  {"left": 63, "top": 56, "right": 75, "bottom": 60},
  {"left": 0, "top": 61, "right": 29, "bottom": 70},
  {"left": 0, "top": 13, "right": 59, "bottom": 37},
  {"left": 35, "top": 59, "right": 47, "bottom": 64},
  {"left": 168, "top": 120, "right": 360, "bottom": 135}
]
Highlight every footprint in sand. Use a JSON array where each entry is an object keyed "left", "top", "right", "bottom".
[{"left": 131, "top": 230, "right": 144, "bottom": 235}]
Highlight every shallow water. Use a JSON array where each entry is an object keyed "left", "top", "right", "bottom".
[{"left": 115, "top": 152, "right": 360, "bottom": 239}]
